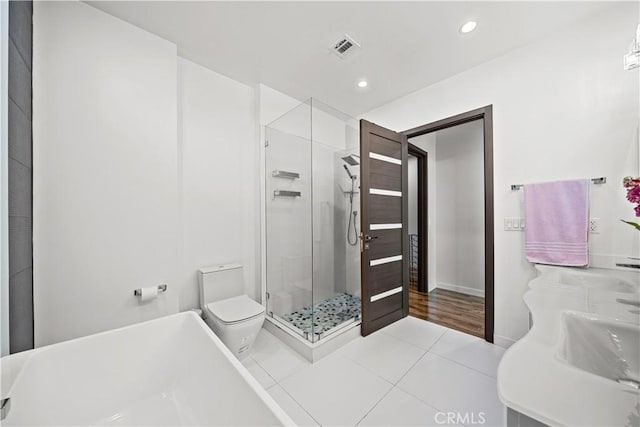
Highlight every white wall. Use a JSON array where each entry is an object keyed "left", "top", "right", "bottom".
[
  {"left": 434, "top": 121, "right": 485, "bottom": 296},
  {"left": 364, "top": 3, "right": 639, "bottom": 346},
  {"left": 178, "top": 58, "right": 257, "bottom": 309},
  {"left": 33, "top": 3, "right": 260, "bottom": 346},
  {"left": 33, "top": 1, "right": 180, "bottom": 346}
]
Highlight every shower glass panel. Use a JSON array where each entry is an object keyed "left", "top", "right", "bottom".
[{"left": 265, "top": 98, "right": 361, "bottom": 343}]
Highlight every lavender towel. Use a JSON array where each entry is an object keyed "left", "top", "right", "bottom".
[{"left": 524, "top": 179, "right": 589, "bottom": 266}]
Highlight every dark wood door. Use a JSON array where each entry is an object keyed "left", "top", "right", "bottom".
[{"left": 360, "top": 120, "right": 409, "bottom": 336}]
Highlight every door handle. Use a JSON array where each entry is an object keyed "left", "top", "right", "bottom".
[{"left": 363, "top": 235, "right": 378, "bottom": 242}]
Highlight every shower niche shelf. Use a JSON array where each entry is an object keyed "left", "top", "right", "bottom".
[
  {"left": 273, "top": 190, "right": 301, "bottom": 198},
  {"left": 272, "top": 170, "right": 300, "bottom": 179}
]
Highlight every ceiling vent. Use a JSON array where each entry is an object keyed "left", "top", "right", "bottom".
[{"left": 330, "top": 34, "right": 360, "bottom": 59}]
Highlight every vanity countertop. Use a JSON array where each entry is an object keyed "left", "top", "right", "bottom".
[{"left": 497, "top": 266, "right": 640, "bottom": 427}]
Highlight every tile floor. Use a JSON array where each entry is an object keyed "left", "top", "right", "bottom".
[{"left": 241, "top": 315, "right": 507, "bottom": 427}]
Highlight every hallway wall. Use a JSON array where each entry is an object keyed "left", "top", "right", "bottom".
[{"left": 434, "top": 121, "right": 485, "bottom": 297}]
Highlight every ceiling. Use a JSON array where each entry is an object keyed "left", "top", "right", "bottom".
[{"left": 88, "top": 1, "right": 615, "bottom": 116}]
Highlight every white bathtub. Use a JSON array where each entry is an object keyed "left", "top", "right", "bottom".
[{"left": 0, "top": 312, "right": 293, "bottom": 426}]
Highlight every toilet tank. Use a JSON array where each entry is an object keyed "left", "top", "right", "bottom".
[{"left": 198, "top": 264, "right": 244, "bottom": 308}]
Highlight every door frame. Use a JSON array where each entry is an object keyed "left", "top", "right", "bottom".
[
  {"left": 407, "top": 144, "right": 428, "bottom": 293},
  {"left": 402, "top": 105, "right": 494, "bottom": 343}
]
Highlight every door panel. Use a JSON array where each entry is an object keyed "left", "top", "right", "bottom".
[
  {"left": 370, "top": 158, "right": 402, "bottom": 190},
  {"left": 368, "top": 229, "right": 402, "bottom": 260},
  {"left": 370, "top": 169, "right": 402, "bottom": 191},
  {"left": 370, "top": 134, "right": 402, "bottom": 158},
  {"left": 369, "top": 262, "right": 403, "bottom": 294},
  {"left": 369, "top": 195, "right": 402, "bottom": 223},
  {"left": 360, "top": 119, "right": 409, "bottom": 336},
  {"left": 368, "top": 293, "right": 404, "bottom": 319},
  {"left": 370, "top": 159, "right": 402, "bottom": 179}
]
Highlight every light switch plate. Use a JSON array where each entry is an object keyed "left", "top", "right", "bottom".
[{"left": 505, "top": 217, "right": 525, "bottom": 231}]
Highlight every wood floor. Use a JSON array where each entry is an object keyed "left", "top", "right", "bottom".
[{"left": 409, "top": 270, "right": 485, "bottom": 338}]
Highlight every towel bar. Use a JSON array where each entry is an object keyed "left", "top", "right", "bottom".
[{"left": 511, "top": 177, "right": 606, "bottom": 191}]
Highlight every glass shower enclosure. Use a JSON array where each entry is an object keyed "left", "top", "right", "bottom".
[{"left": 265, "top": 98, "right": 361, "bottom": 343}]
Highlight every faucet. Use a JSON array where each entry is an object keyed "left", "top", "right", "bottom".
[
  {"left": 1, "top": 398, "right": 9, "bottom": 420},
  {"left": 615, "top": 263, "right": 640, "bottom": 269},
  {"left": 616, "top": 257, "right": 640, "bottom": 269},
  {"left": 616, "top": 298, "right": 640, "bottom": 308}
]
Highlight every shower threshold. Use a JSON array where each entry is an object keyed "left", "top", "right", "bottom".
[{"left": 272, "top": 312, "right": 359, "bottom": 342}]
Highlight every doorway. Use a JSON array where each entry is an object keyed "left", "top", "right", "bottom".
[{"left": 403, "top": 106, "right": 494, "bottom": 342}]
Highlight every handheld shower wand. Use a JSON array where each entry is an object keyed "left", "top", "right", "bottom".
[
  {"left": 343, "top": 164, "right": 356, "bottom": 180},
  {"left": 342, "top": 164, "right": 359, "bottom": 246}
]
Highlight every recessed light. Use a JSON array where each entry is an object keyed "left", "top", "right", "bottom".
[
  {"left": 358, "top": 80, "right": 368, "bottom": 88},
  {"left": 459, "top": 21, "right": 477, "bottom": 34}
]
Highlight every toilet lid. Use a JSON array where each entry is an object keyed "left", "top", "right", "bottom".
[{"left": 206, "top": 295, "right": 265, "bottom": 324}]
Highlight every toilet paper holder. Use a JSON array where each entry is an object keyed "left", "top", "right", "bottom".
[{"left": 133, "top": 284, "right": 167, "bottom": 296}]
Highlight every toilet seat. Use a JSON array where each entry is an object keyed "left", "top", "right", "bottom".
[{"left": 206, "top": 295, "right": 265, "bottom": 325}]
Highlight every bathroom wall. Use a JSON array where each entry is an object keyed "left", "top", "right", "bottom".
[
  {"left": 33, "top": 3, "right": 263, "bottom": 346},
  {"left": 178, "top": 57, "right": 257, "bottom": 309},
  {"left": 33, "top": 1, "right": 180, "bottom": 346},
  {"left": 7, "top": 0, "right": 33, "bottom": 353},
  {"left": 363, "top": 3, "right": 639, "bottom": 346},
  {"left": 434, "top": 121, "right": 485, "bottom": 297}
]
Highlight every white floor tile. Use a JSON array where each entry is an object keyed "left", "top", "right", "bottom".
[
  {"left": 241, "top": 356, "right": 276, "bottom": 389},
  {"left": 267, "top": 385, "right": 319, "bottom": 427},
  {"left": 397, "top": 353, "right": 505, "bottom": 427},
  {"left": 336, "top": 331, "right": 426, "bottom": 384},
  {"left": 250, "top": 329, "right": 310, "bottom": 382},
  {"left": 379, "top": 316, "right": 448, "bottom": 350},
  {"left": 280, "top": 354, "right": 393, "bottom": 427},
  {"left": 358, "top": 387, "right": 453, "bottom": 427},
  {"left": 430, "top": 329, "right": 506, "bottom": 378}
]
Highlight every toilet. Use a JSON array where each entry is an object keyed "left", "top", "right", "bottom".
[{"left": 198, "top": 264, "right": 265, "bottom": 360}]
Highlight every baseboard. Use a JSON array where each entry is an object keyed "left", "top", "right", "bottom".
[
  {"left": 493, "top": 334, "right": 516, "bottom": 349},
  {"left": 435, "top": 281, "right": 485, "bottom": 298}
]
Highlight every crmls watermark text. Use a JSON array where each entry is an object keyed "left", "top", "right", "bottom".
[{"left": 435, "top": 412, "right": 486, "bottom": 425}]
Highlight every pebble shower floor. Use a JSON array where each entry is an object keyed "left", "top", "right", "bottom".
[{"left": 282, "top": 293, "right": 361, "bottom": 339}]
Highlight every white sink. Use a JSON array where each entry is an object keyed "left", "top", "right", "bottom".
[
  {"left": 532, "top": 265, "right": 639, "bottom": 293},
  {"left": 559, "top": 311, "right": 639, "bottom": 388},
  {"left": 557, "top": 273, "right": 636, "bottom": 293}
]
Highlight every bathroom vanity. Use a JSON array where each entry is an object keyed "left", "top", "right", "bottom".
[
  {"left": 0, "top": 312, "right": 293, "bottom": 426},
  {"left": 498, "top": 265, "right": 640, "bottom": 427}
]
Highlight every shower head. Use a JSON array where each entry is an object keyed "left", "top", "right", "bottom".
[
  {"left": 343, "top": 164, "right": 357, "bottom": 180},
  {"left": 341, "top": 155, "right": 360, "bottom": 166}
]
